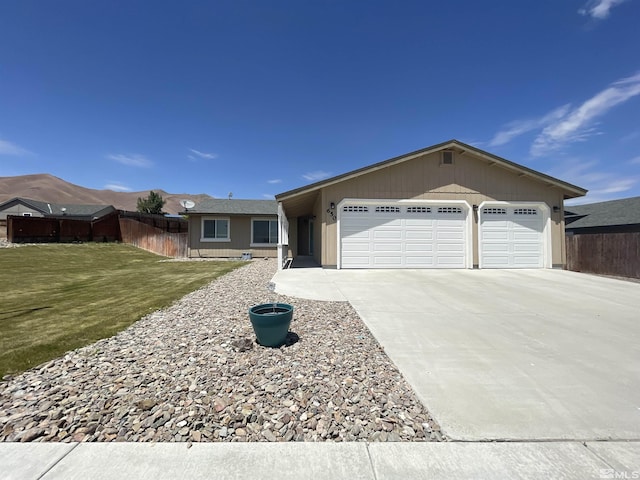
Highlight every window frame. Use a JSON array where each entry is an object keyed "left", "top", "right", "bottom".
[
  {"left": 251, "top": 217, "right": 278, "bottom": 247},
  {"left": 200, "top": 216, "right": 230, "bottom": 242}
]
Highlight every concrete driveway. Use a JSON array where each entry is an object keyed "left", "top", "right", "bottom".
[{"left": 273, "top": 267, "right": 640, "bottom": 441}]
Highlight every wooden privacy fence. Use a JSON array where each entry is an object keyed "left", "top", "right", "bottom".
[
  {"left": 7, "top": 213, "right": 121, "bottom": 243},
  {"left": 565, "top": 232, "right": 640, "bottom": 279},
  {"left": 119, "top": 217, "right": 188, "bottom": 258}
]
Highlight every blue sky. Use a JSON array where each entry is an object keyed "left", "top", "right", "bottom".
[{"left": 1, "top": 0, "right": 639, "bottom": 205}]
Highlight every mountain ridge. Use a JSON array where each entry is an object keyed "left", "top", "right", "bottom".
[{"left": 0, "top": 174, "right": 212, "bottom": 215}]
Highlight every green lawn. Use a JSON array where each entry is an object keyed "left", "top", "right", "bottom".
[{"left": 0, "top": 244, "right": 243, "bottom": 378}]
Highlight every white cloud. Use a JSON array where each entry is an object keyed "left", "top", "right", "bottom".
[
  {"left": 267, "top": 179, "right": 282, "bottom": 184},
  {"left": 551, "top": 158, "right": 637, "bottom": 205},
  {"left": 489, "top": 105, "right": 571, "bottom": 147},
  {"left": 188, "top": 148, "right": 217, "bottom": 160},
  {"left": 490, "top": 72, "right": 640, "bottom": 157},
  {"left": 629, "top": 156, "right": 640, "bottom": 165},
  {"left": 104, "top": 182, "right": 132, "bottom": 192},
  {"left": 262, "top": 193, "right": 275, "bottom": 199},
  {"left": 578, "top": 0, "right": 627, "bottom": 19},
  {"left": 107, "top": 153, "right": 152, "bottom": 168},
  {"left": 302, "top": 170, "right": 331, "bottom": 182},
  {"left": 531, "top": 72, "right": 640, "bottom": 156},
  {"left": 589, "top": 178, "right": 636, "bottom": 194},
  {"left": 0, "top": 138, "right": 32, "bottom": 156}
]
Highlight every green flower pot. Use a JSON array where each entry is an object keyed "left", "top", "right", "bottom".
[{"left": 248, "top": 303, "right": 294, "bottom": 347}]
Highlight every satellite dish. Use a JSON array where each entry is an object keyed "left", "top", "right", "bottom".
[{"left": 180, "top": 200, "right": 195, "bottom": 210}]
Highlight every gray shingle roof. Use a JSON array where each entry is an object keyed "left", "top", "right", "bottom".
[
  {"left": 565, "top": 196, "right": 640, "bottom": 229},
  {"left": 189, "top": 199, "right": 278, "bottom": 215},
  {"left": 0, "top": 197, "right": 115, "bottom": 218}
]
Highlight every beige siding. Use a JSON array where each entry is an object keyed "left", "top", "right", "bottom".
[
  {"left": 318, "top": 151, "right": 566, "bottom": 267},
  {"left": 0, "top": 205, "right": 44, "bottom": 220},
  {"left": 288, "top": 217, "right": 298, "bottom": 258},
  {"left": 188, "top": 214, "right": 277, "bottom": 258}
]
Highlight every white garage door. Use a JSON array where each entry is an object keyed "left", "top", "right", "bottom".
[
  {"left": 340, "top": 202, "right": 468, "bottom": 269},
  {"left": 480, "top": 206, "right": 545, "bottom": 268}
]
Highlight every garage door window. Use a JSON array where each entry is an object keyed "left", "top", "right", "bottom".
[
  {"left": 407, "top": 206, "right": 431, "bottom": 213},
  {"left": 514, "top": 208, "right": 538, "bottom": 215},
  {"left": 343, "top": 206, "right": 369, "bottom": 212},
  {"left": 483, "top": 208, "right": 506, "bottom": 215},
  {"left": 375, "top": 206, "right": 400, "bottom": 213},
  {"left": 438, "top": 207, "right": 463, "bottom": 214}
]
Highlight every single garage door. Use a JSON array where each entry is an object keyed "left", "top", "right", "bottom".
[
  {"left": 340, "top": 202, "right": 468, "bottom": 269},
  {"left": 480, "top": 205, "right": 545, "bottom": 268}
]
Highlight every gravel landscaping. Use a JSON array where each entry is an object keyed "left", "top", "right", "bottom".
[{"left": 0, "top": 258, "right": 444, "bottom": 443}]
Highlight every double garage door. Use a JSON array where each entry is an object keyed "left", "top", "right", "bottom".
[
  {"left": 340, "top": 202, "right": 468, "bottom": 269},
  {"left": 339, "top": 201, "right": 546, "bottom": 269}
]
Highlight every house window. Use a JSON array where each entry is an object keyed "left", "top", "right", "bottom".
[
  {"left": 252, "top": 218, "right": 278, "bottom": 246},
  {"left": 201, "top": 217, "right": 230, "bottom": 242}
]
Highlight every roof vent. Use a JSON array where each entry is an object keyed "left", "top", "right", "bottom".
[{"left": 441, "top": 150, "right": 454, "bottom": 165}]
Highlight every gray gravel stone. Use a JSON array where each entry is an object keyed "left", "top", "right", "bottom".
[{"left": 0, "top": 259, "right": 444, "bottom": 443}]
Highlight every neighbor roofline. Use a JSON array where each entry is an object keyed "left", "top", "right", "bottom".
[{"left": 275, "top": 139, "right": 588, "bottom": 201}]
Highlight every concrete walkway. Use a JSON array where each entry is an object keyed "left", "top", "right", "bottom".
[
  {"left": 2, "top": 441, "right": 639, "bottom": 479},
  {"left": 274, "top": 267, "right": 640, "bottom": 441}
]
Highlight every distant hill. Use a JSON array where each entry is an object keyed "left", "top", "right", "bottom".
[{"left": 0, "top": 174, "right": 213, "bottom": 215}]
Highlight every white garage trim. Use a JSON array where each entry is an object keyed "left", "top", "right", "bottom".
[
  {"left": 478, "top": 201, "right": 551, "bottom": 269},
  {"left": 337, "top": 199, "right": 473, "bottom": 269}
]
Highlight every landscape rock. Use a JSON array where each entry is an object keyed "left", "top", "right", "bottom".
[{"left": 0, "top": 259, "right": 444, "bottom": 443}]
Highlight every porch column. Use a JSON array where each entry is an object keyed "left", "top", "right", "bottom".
[{"left": 277, "top": 202, "right": 289, "bottom": 270}]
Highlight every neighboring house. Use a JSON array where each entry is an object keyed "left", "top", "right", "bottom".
[
  {"left": 565, "top": 196, "right": 640, "bottom": 234},
  {"left": 0, "top": 197, "right": 116, "bottom": 221},
  {"left": 185, "top": 199, "right": 278, "bottom": 258},
  {"left": 0, "top": 197, "right": 116, "bottom": 239},
  {"left": 275, "top": 139, "right": 587, "bottom": 270}
]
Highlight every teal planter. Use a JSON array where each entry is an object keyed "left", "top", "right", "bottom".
[{"left": 248, "top": 303, "right": 294, "bottom": 347}]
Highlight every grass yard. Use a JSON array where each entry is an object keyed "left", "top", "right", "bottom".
[{"left": 0, "top": 244, "right": 243, "bottom": 378}]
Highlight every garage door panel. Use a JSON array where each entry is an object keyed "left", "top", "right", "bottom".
[
  {"left": 437, "top": 235, "right": 465, "bottom": 244},
  {"left": 373, "top": 256, "right": 403, "bottom": 267},
  {"left": 373, "top": 230, "right": 403, "bottom": 240},
  {"left": 342, "top": 242, "right": 370, "bottom": 252},
  {"left": 438, "top": 244, "right": 465, "bottom": 252},
  {"left": 435, "top": 256, "right": 466, "bottom": 267},
  {"left": 483, "top": 244, "right": 509, "bottom": 252},
  {"left": 405, "top": 230, "right": 433, "bottom": 240},
  {"left": 405, "top": 256, "right": 434, "bottom": 266},
  {"left": 343, "top": 256, "right": 370, "bottom": 266},
  {"left": 405, "top": 218, "right": 434, "bottom": 226},
  {"left": 482, "top": 256, "right": 510, "bottom": 268},
  {"left": 513, "top": 243, "right": 541, "bottom": 252},
  {"left": 405, "top": 243, "right": 433, "bottom": 252},
  {"left": 373, "top": 243, "right": 403, "bottom": 252}
]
